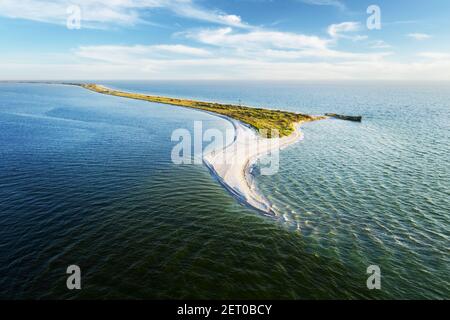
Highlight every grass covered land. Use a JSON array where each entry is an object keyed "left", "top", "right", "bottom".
[{"left": 80, "top": 84, "right": 322, "bottom": 138}]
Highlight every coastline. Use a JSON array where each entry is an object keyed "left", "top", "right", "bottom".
[
  {"left": 78, "top": 83, "right": 320, "bottom": 138},
  {"left": 74, "top": 83, "right": 319, "bottom": 215},
  {"left": 203, "top": 117, "right": 306, "bottom": 216}
]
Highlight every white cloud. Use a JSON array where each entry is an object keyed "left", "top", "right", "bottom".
[
  {"left": 69, "top": 19, "right": 394, "bottom": 73},
  {"left": 75, "top": 44, "right": 211, "bottom": 64},
  {"left": 0, "top": 0, "right": 249, "bottom": 28},
  {"left": 370, "top": 40, "right": 391, "bottom": 49},
  {"left": 51, "top": 22, "right": 399, "bottom": 80},
  {"left": 418, "top": 52, "right": 450, "bottom": 60},
  {"left": 328, "top": 22, "right": 359, "bottom": 37},
  {"left": 407, "top": 33, "right": 431, "bottom": 40},
  {"left": 0, "top": 1, "right": 446, "bottom": 81},
  {"left": 261, "top": 48, "right": 391, "bottom": 61},
  {"left": 4, "top": 58, "right": 450, "bottom": 81},
  {"left": 52, "top": 18, "right": 448, "bottom": 81},
  {"left": 152, "top": 44, "right": 211, "bottom": 56},
  {"left": 327, "top": 22, "right": 367, "bottom": 41},
  {"left": 299, "top": 0, "right": 345, "bottom": 10},
  {"left": 168, "top": 3, "right": 248, "bottom": 28},
  {"left": 220, "top": 14, "right": 242, "bottom": 25},
  {"left": 180, "top": 27, "right": 384, "bottom": 61},
  {"left": 184, "top": 27, "right": 330, "bottom": 51},
  {"left": 0, "top": 21, "right": 445, "bottom": 81}
]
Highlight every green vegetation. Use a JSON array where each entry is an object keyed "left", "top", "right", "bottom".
[{"left": 81, "top": 84, "right": 323, "bottom": 138}]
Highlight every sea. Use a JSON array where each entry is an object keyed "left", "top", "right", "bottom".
[{"left": 0, "top": 81, "right": 448, "bottom": 299}]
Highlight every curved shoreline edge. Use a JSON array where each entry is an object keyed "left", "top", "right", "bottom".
[
  {"left": 203, "top": 117, "right": 306, "bottom": 216},
  {"left": 72, "top": 83, "right": 322, "bottom": 216}
]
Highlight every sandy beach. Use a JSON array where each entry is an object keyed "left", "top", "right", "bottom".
[
  {"left": 203, "top": 117, "right": 305, "bottom": 216},
  {"left": 76, "top": 83, "right": 312, "bottom": 216}
]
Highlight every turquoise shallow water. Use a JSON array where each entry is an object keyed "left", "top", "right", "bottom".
[{"left": 0, "top": 81, "right": 448, "bottom": 299}]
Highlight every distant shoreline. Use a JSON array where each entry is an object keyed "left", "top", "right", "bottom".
[{"left": 78, "top": 83, "right": 324, "bottom": 138}]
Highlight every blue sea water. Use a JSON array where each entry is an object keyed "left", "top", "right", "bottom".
[{"left": 0, "top": 81, "right": 448, "bottom": 299}]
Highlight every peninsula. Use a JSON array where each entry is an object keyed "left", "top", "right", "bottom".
[
  {"left": 79, "top": 84, "right": 322, "bottom": 138},
  {"left": 76, "top": 83, "right": 324, "bottom": 215}
]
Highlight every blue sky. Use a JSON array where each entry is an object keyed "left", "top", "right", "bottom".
[{"left": 1, "top": 0, "right": 449, "bottom": 80}]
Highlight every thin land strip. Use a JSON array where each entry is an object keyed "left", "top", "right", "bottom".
[
  {"left": 79, "top": 84, "right": 323, "bottom": 138},
  {"left": 74, "top": 83, "right": 325, "bottom": 214}
]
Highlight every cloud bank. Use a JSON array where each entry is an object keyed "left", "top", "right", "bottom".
[{"left": 0, "top": 0, "right": 449, "bottom": 80}]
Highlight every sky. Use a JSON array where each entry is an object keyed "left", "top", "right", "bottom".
[{"left": 1, "top": 0, "right": 450, "bottom": 80}]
